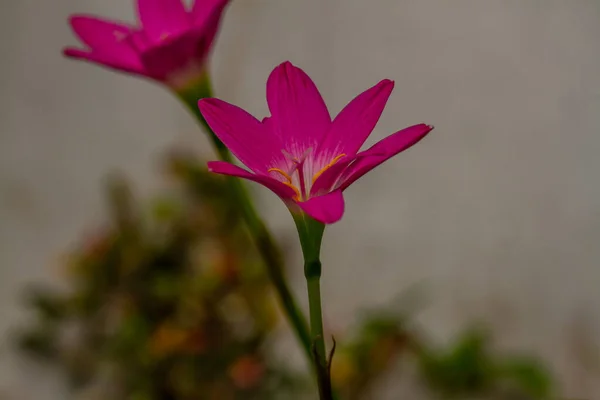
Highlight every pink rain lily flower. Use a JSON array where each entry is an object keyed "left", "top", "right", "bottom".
[
  {"left": 64, "top": 0, "right": 229, "bottom": 89},
  {"left": 199, "top": 62, "right": 434, "bottom": 224}
]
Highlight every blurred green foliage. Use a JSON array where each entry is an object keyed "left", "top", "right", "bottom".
[
  {"left": 419, "top": 328, "right": 552, "bottom": 399},
  {"left": 16, "top": 152, "right": 555, "bottom": 400}
]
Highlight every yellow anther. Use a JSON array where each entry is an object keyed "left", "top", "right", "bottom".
[
  {"left": 282, "top": 181, "right": 301, "bottom": 201},
  {"left": 268, "top": 168, "right": 293, "bottom": 184},
  {"left": 159, "top": 32, "right": 171, "bottom": 41},
  {"left": 312, "top": 154, "right": 346, "bottom": 184},
  {"left": 269, "top": 168, "right": 300, "bottom": 200}
]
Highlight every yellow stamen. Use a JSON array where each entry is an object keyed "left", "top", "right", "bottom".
[
  {"left": 269, "top": 168, "right": 300, "bottom": 200},
  {"left": 268, "top": 168, "right": 293, "bottom": 184},
  {"left": 312, "top": 154, "right": 346, "bottom": 184},
  {"left": 282, "top": 182, "right": 301, "bottom": 201},
  {"left": 160, "top": 32, "right": 171, "bottom": 41}
]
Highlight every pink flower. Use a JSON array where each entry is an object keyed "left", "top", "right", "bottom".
[
  {"left": 199, "top": 62, "right": 434, "bottom": 224},
  {"left": 63, "top": 0, "right": 229, "bottom": 89}
]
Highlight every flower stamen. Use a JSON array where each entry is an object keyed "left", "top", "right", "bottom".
[
  {"left": 268, "top": 167, "right": 293, "bottom": 184},
  {"left": 312, "top": 154, "right": 346, "bottom": 184},
  {"left": 282, "top": 147, "right": 312, "bottom": 164},
  {"left": 270, "top": 150, "right": 345, "bottom": 202},
  {"left": 269, "top": 167, "right": 301, "bottom": 200},
  {"left": 296, "top": 162, "right": 307, "bottom": 200},
  {"left": 282, "top": 181, "right": 301, "bottom": 201}
]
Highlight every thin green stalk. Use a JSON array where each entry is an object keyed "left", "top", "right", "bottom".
[
  {"left": 173, "top": 74, "right": 313, "bottom": 363},
  {"left": 307, "top": 274, "right": 326, "bottom": 364},
  {"left": 307, "top": 270, "right": 333, "bottom": 400},
  {"left": 173, "top": 74, "right": 231, "bottom": 162},
  {"left": 295, "top": 215, "right": 334, "bottom": 400},
  {"left": 230, "top": 178, "right": 313, "bottom": 358}
]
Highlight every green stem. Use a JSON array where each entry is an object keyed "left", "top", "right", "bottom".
[
  {"left": 173, "top": 73, "right": 313, "bottom": 363},
  {"left": 306, "top": 262, "right": 333, "bottom": 400},
  {"left": 174, "top": 74, "right": 231, "bottom": 163},
  {"left": 295, "top": 215, "right": 333, "bottom": 400},
  {"left": 230, "top": 178, "right": 313, "bottom": 358},
  {"left": 307, "top": 274, "right": 326, "bottom": 364}
]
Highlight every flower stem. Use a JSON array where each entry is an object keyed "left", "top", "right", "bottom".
[
  {"left": 307, "top": 273, "right": 326, "bottom": 363},
  {"left": 173, "top": 73, "right": 231, "bottom": 163},
  {"left": 295, "top": 215, "right": 333, "bottom": 400},
  {"left": 173, "top": 73, "right": 313, "bottom": 364},
  {"left": 306, "top": 268, "right": 333, "bottom": 399},
  {"left": 230, "top": 178, "right": 313, "bottom": 358}
]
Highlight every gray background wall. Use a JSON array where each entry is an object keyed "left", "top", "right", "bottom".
[{"left": 1, "top": 1, "right": 599, "bottom": 398}]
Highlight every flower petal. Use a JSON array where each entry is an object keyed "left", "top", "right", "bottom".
[
  {"left": 199, "top": 99, "right": 284, "bottom": 174},
  {"left": 194, "top": 1, "right": 228, "bottom": 60},
  {"left": 137, "top": 0, "right": 190, "bottom": 41},
  {"left": 127, "top": 29, "right": 154, "bottom": 53},
  {"left": 69, "top": 16, "right": 131, "bottom": 49},
  {"left": 266, "top": 61, "right": 331, "bottom": 158},
  {"left": 297, "top": 190, "right": 345, "bottom": 224},
  {"left": 63, "top": 48, "right": 145, "bottom": 75},
  {"left": 139, "top": 29, "right": 203, "bottom": 80},
  {"left": 318, "top": 79, "right": 394, "bottom": 158},
  {"left": 208, "top": 161, "right": 297, "bottom": 199},
  {"left": 191, "top": 0, "right": 229, "bottom": 28},
  {"left": 309, "top": 155, "right": 354, "bottom": 197},
  {"left": 67, "top": 16, "right": 143, "bottom": 71},
  {"left": 261, "top": 116, "right": 273, "bottom": 131},
  {"left": 339, "top": 123, "right": 434, "bottom": 191}
]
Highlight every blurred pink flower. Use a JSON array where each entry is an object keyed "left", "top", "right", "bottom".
[
  {"left": 199, "top": 62, "right": 434, "bottom": 224},
  {"left": 64, "top": 0, "right": 229, "bottom": 89}
]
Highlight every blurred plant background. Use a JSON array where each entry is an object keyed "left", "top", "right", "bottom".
[{"left": 15, "top": 151, "right": 555, "bottom": 400}]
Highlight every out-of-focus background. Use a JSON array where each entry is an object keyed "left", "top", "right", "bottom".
[{"left": 1, "top": 0, "right": 599, "bottom": 399}]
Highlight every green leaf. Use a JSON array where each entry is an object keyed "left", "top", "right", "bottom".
[
  {"left": 496, "top": 358, "right": 553, "bottom": 398},
  {"left": 17, "top": 328, "right": 59, "bottom": 360},
  {"left": 22, "top": 288, "right": 67, "bottom": 321}
]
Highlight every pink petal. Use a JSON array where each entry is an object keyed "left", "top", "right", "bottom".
[
  {"left": 309, "top": 156, "right": 354, "bottom": 197},
  {"left": 138, "top": 29, "right": 204, "bottom": 80},
  {"left": 137, "top": 0, "right": 190, "bottom": 42},
  {"left": 298, "top": 190, "right": 345, "bottom": 224},
  {"left": 194, "top": 1, "right": 228, "bottom": 60},
  {"left": 191, "top": 0, "right": 230, "bottom": 28},
  {"left": 261, "top": 116, "right": 273, "bottom": 131},
  {"left": 208, "top": 161, "right": 297, "bottom": 199},
  {"left": 339, "top": 123, "right": 434, "bottom": 191},
  {"left": 318, "top": 79, "right": 394, "bottom": 158},
  {"left": 67, "top": 16, "right": 142, "bottom": 71},
  {"left": 266, "top": 62, "right": 331, "bottom": 158},
  {"left": 63, "top": 48, "right": 145, "bottom": 76},
  {"left": 198, "top": 99, "right": 284, "bottom": 174},
  {"left": 69, "top": 16, "right": 132, "bottom": 49},
  {"left": 127, "top": 29, "right": 154, "bottom": 53}
]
